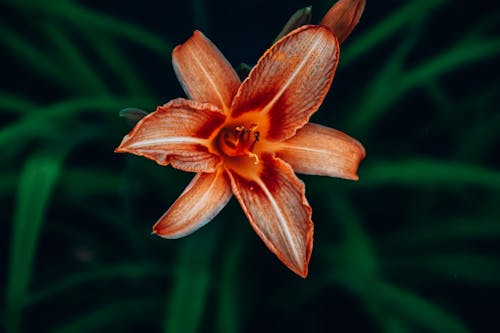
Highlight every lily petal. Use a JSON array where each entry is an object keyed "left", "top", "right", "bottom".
[
  {"left": 115, "top": 98, "right": 225, "bottom": 173},
  {"left": 231, "top": 25, "right": 339, "bottom": 142},
  {"left": 172, "top": 30, "right": 241, "bottom": 113},
  {"left": 153, "top": 170, "right": 232, "bottom": 238},
  {"left": 277, "top": 123, "right": 365, "bottom": 180},
  {"left": 228, "top": 154, "right": 313, "bottom": 277},
  {"left": 319, "top": 0, "right": 366, "bottom": 44}
]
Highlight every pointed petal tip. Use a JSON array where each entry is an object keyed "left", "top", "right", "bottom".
[
  {"left": 276, "top": 235, "right": 312, "bottom": 278},
  {"left": 151, "top": 171, "right": 232, "bottom": 239},
  {"left": 151, "top": 219, "right": 177, "bottom": 238},
  {"left": 275, "top": 250, "right": 310, "bottom": 278},
  {"left": 283, "top": 254, "right": 310, "bottom": 278},
  {"left": 114, "top": 145, "right": 127, "bottom": 154},
  {"left": 277, "top": 124, "right": 365, "bottom": 180},
  {"left": 151, "top": 226, "right": 178, "bottom": 239},
  {"left": 151, "top": 226, "right": 169, "bottom": 238},
  {"left": 152, "top": 224, "right": 202, "bottom": 240},
  {"left": 192, "top": 30, "right": 203, "bottom": 38},
  {"left": 151, "top": 225, "right": 179, "bottom": 239},
  {"left": 172, "top": 29, "right": 240, "bottom": 111},
  {"left": 113, "top": 99, "right": 225, "bottom": 172},
  {"left": 114, "top": 140, "right": 136, "bottom": 155},
  {"left": 290, "top": 258, "right": 310, "bottom": 278},
  {"left": 228, "top": 155, "right": 314, "bottom": 278},
  {"left": 151, "top": 224, "right": 177, "bottom": 239}
]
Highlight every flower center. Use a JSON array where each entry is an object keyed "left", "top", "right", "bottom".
[{"left": 217, "top": 124, "right": 260, "bottom": 164}]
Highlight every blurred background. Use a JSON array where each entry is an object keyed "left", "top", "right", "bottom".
[{"left": 1, "top": 0, "right": 499, "bottom": 332}]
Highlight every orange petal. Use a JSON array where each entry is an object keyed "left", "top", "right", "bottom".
[
  {"left": 231, "top": 25, "right": 339, "bottom": 142},
  {"left": 153, "top": 170, "right": 232, "bottom": 238},
  {"left": 115, "top": 98, "right": 225, "bottom": 173},
  {"left": 277, "top": 123, "right": 365, "bottom": 180},
  {"left": 172, "top": 30, "right": 241, "bottom": 113},
  {"left": 319, "top": 0, "right": 366, "bottom": 44},
  {"left": 228, "top": 154, "right": 313, "bottom": 277}
]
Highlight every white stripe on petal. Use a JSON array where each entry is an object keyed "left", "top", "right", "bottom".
[{"left": 128, "top": 137, "right": 208, "bottom": 148}]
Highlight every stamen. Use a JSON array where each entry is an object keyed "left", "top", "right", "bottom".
[
  {"left": 254, "top": 131, "right": 260, "bottom": 141},
  {"left": 248, "top": 152, "right": 259, "bottom": 165},
  {"left": 218, "top": 123, "right": 260, "bottom": 163}
]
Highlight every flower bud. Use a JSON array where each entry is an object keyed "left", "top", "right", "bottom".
[
  {"left": 119, "top": 107, "right": 148, "bottom": 126},
  {"left": 275, "top": 6, "right": 312, "bottom": 42},
  {"left": 319, "top": 0, "right": 366, "bottom": 44}
]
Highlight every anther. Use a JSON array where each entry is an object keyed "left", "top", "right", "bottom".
[
  {"left": 218, "top": 123, "right": 260, "bottom": 162},
  {"left": 248, "top": 152, "right": 259, "bottom": 165}
]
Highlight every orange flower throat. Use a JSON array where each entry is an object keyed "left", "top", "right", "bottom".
[{"left": 218, "top": 124, "right": 260, "bottom": 164}]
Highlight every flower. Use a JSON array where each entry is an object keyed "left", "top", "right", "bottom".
[
  {"left": 115, "top": 25, "right": 365, "bottom": 277},
  {"left": 275, "top": 0, "right": 366, "bottom": 44},
  {"left": 320, "top": 0, "right": 366, "bottom": 44}
]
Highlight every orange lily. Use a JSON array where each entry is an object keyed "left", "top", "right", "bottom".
[{"left": 115, "top": 25, "right": 365, "bottom": 277}]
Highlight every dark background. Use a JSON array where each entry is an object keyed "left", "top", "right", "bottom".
[{"left": 1, "top": 0, "right": 500, "bottom": 332}]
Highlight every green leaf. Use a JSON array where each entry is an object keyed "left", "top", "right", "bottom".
[
  {"left": 216, "top": 236, "right": 246, "bottom": 333},
  {"left": 52, "top": 298, "right": 160, "bottom": 333},
  {"left": 403, "top": 39, "right": 500, "bottom": 90},
  {"left": 344, "top": 4, "right": 500, "bottom": 133},
  {"left": 327, "top": 193, "right": 380, "bottom": 276},
  {"left": 374, "top": 282, "right": 469, "bottom": 333},
  {"left": 5, "top": 1, "right": 171, "bottom": 56},
  {"left": 454, "top": 87, "right": 500, "bottom": 161},
  {"left": 377, "top": 217, "right": 500, "bottom": 247},
  {"left": 59, "top": 168, "right": 127, "bottom": 199},
  {"left": 29, "top": 263, "right": 169, "bottom": 305},
  {"left": 383, "top": 253, "right": 500, "bottom": 285},
  {"left": 5, "top": 154, "right": 62, "bottom": 333},
  {"left": 355, "top": 36, "right": 500, "bottom": 132},
  {"left": 51, "top": 1, "right": 172, "bottom": 56},
  {"left": 423, "top": 80, "right": 454, "bottom": 114},
  {"left": 361, "top": 159, "right": 500, "bottom": 189},
  {"left": 79, "top": 31, "right": 149, "bottom": 94},
  {"left": 346, "top": 19, "right": 422, "bottom": 132},
  {"left": 0, "top": 24, "right": 72, "bottom": 89},
  {"left": 0, "top": 171, "right": 17, "bottom": 196},
  {"left": 0, "top": 95, "right": 154, "bottom": 148},
  {"left": 326, "top": 271, "right": 468, "bottom": 332},
  {"left": 163, "top": 229, "right": 218, "bottom": 333},
  {"left": 43, "top": 23, "right": 109, "bottom": 95},
  {"left": 342, "top": 0, "right": 449, "bottom": 65},
  {"left": 0, "top": 94, "right": 37, "bottom": 114}
]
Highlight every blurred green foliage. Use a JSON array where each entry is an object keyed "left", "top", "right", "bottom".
[{"left": 1, "top": 0, "right": 499, "bottom": 332}]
